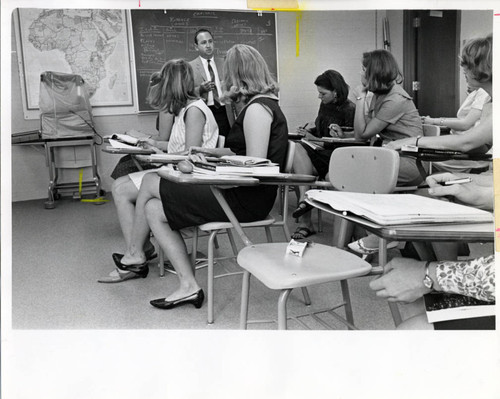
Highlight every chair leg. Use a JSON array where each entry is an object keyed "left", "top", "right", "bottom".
[
  {"left": 317, "top": 209, "right": 323, "bottom": 233},
  {"left": 240, "top": 270, "right": 251, "bottom": 330},
  {"left": 265, "top": 226, "right": 273, "bottom": 243},
  {"left": 277, "top": 289, "right": 292, "bottom": 330},
  {"left": 207, "top": 230, "right": 219, "bottom": 324},
  {"left": 281, "top": 223, "right": 291, "bottom": 241},
  {"left": 340, "top": 279, "right": 355, "bottom": 328},
  {"left": 301, "top": 287, "right": 311, "bottom": 306},
  {"left": 334, "top": 217, "right": 354, "bottom": 249},
  {"left": 226, "top": 228, "right": 238, "bottom": 256},
  {"left": 389, "top": 302, "right": 402, "bottom": 327},
  {"left": 281, "top": 184, "right": 292, "bottom": 239},
  {"left": 158, "top": 247, "right": 165, "bottom": 277},
  {"left": 190, "top": 228, "right": 199, "bottom": 272}
]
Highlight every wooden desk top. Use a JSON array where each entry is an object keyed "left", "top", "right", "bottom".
[{"left": 102, "top": 146, "right": 154, "bottom": 155}]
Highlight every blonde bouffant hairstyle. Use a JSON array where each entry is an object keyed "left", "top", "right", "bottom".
[
  {"left": 146, "top": 59, "right": 197, "bottom": 115},
  {"left": 221, "top": 44, "right": 278, "bottom": 104},
  {"left": 460, "top": 34, "right": 492, "bottom": 83}
]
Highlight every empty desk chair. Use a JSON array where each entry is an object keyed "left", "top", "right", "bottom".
[
  {"left": 237, "top": 146, "right": 403, "bottom": 330},
  {"left": 238, "top": 242, "right": 371, "bottom": 330}
]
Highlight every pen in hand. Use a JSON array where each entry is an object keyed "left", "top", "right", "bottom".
[
  {"left": 420, "top": 177, "right": 472, "bottom": 189},
  {"left": 297, "top": 123, "right": 309, "bottom": 136},
  {"left": 442, "top": 177, "right": 472, "bottom": 186}
]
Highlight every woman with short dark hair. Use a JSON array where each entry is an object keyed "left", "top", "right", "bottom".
[
  {"left": 348, "top": 49, "right": 423, "bottom": 255},
  {"left": 291, "top": 70, "right": 355, "bottom": 239}
]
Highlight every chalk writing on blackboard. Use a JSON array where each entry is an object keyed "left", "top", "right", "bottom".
[{"left": 131, "top": 10, "right": 277, "bottom": 111}]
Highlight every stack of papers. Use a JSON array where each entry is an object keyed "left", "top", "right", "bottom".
[
  {"left": 192, "top": 163, "right": 280, "bottom": 176},
  {"left": 219, "top": 155, "right": 275, "bottom": 166},
  {"left": 192, "top": 155, "right": 280, "bottom": 175},
  {"left": 305, "top": 190, "right": 493, "bottom": 225},
  {"left": 146, "top": 153, "right": 188, "bottom": 163}
]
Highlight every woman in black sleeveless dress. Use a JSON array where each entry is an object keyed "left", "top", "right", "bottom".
[{"left": 112, "top": 44, "right": 288, "bottom": 310}]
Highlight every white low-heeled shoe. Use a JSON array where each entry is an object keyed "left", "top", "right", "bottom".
[{"left": 348, "top": 238, "right": 399, "bottom": 255}]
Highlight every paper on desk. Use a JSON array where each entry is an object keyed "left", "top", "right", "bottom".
[
  {"left": 306, "top": 190, "right": 494, "bottom": 225},
  {"left": 108, "top": 138, "right": 138, "bottom": 149}
]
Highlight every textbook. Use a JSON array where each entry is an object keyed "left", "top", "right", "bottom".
[
  {"left": 219, "top": 155, "right": 275, "bottom": 166},
  {"left": 300, "top": 138, "right": 323, "bottom": 151},
  {"left": 145, "top": 153, "right": 188, "bottom": 163},
  {"left": 401, "top": 144, "right": 463, "bottom": 156},
  {"left": 305, "top": 190, "right": 494, "bottom": 225},
  {"left": 424, "top": 292, "right": 495, "bottom": 323},
  {"left": 192, "top": 161, "right": 280, "bottom": 175},
  {"left": 400, "top": 145, "right": 492, "bottom": 161}
]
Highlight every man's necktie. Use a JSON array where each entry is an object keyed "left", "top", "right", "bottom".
[{"left": 207, "top": 59, "right": 221, "bottom": 108}]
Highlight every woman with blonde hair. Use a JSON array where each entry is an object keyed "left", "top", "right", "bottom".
[
  {"left": 99, "top": 59, "right": 218, "bottom": 283},
  {"left": 109, "top": 44, "right": 289, "bottom": 310},
  {"left": 387, "top": 34, "right": 493, "bottom": 153}
]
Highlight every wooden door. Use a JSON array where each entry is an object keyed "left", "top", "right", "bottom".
[{"left": 403, "top": 10, "right": 460, "bottom": 117}]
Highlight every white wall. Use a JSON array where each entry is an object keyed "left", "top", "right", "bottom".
[
  {"left": 277, "top": 11, "right": 380, "bottom": 130},
  {"left": 10, "top": 9, "right": 489, "bottom": 202},
  {"left": 12, "top": 9, "right": 395, "bottom": 202}
]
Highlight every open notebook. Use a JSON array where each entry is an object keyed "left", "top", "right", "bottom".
[{"left": 305, "top": 190, "right": 493, "bottom": 226}]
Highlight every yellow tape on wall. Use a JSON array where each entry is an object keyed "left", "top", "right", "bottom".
[{"left": 247, "top": 0, "right": 299, "bottom": 10}]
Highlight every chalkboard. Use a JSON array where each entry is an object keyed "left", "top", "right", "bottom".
[{"left": 130, "top": 9, "right": 277, "bottom": 111}]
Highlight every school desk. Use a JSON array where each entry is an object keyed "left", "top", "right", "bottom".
[{"left": 305, "top": 195, "right": 494, "bottom": 326}]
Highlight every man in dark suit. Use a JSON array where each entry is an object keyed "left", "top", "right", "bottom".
[{"left": 189, "top": 29, "right": 233, "bottom": 136}]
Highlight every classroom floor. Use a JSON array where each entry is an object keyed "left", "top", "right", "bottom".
[{"left": 10, "top": 192, "right": 493, "bottom": 330}]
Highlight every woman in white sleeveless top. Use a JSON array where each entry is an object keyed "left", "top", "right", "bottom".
[{"left": 99, "top": 59, "right": 218, "bottom": 283}]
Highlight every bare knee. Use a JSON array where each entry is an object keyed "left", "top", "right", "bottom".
[
  {"left": 112, "top": 176, "right": 138, "bottom": 203},
  {"left": 140, "top": 173, "right": 160, "bottom": 193},
  {"left": 145, "top": 198, "right": 166, "bottom": 224},
  {"left": 292, "top": 145, "right": 314, "bottom": 175}
]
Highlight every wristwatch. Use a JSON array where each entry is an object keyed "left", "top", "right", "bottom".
[{"left": 423, "top": 261, "right": 434, "bottom": 290}]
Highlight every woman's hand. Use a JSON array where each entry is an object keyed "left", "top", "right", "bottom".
[
  {"left": 384, "top": 137, "right": 415, "bottom": 150},
  {"left": 369, "top": 258, "right": 432, "bottom": 303},
  {"left": 303, "top": 131, "right": 318, "bottom": 141},
  {"left": 421, "top": 115, "right": 434, "bottom": 125},
  {"left": 329, "top": 124, "right": 344, "bottom": 138},
  {"left": 139, "top": 140, "right": 162, "bottom": 154},
  {"left": 139, "top": 138, "right": 157, "bottom": 147},
  {"left": 426, "top": 173, "right": 493, "bottom": 210},
  {"left": 296, "top": 123, "right": 312, "bottom": 136},
  {"left": 188, "top": 152, "right": 208, "bottom": 164}
]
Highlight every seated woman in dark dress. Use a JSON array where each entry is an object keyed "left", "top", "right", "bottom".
[
  {"left": 110, "top": 44, "right": 288, "bottom": 309},
  {"left": 291, "top": 70, "right": 355, "bottom": 239}
]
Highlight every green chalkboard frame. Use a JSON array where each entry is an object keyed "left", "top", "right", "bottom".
[{"left": 130, "top": 9, "right": 277, "bottom": 112}]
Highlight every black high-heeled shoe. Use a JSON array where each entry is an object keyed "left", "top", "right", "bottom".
[
  {"left": 112, "top": 253, "right": 149, "bottom": 276},
  {"left": 150, "top": 289, "right": 205, "bottom": 310}
]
